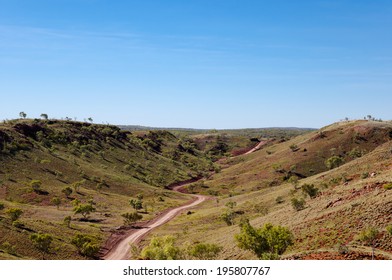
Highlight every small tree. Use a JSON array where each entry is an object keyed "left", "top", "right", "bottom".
[
  {"left": 235, "top": 220, "right": 294, "bottom": 260},
  {"left": 63, "top": 216, "right": 72, "bottom": 228},
  {"left": 6, "top": 208, "right": 23, "bottom": 222},
  {"left": 73, "top": 203, "right": 95, "bottom": 219},
  {"left": 30, "top": 233, "right": 52, "bottom": 260},
  {"left": 129, "top": 199, "right": 143, "bottom": 211},
  {"left": 71, "top": 234, "right": 99, "bottom": 259},
  {"left": 51, "top": 197, "right": 61, "bottom": 210},
  {"left": 325, "top": 156, "right": 345, "bottom": 170},
  {"left": 88, "top": 117, "right": 93, "bottom": 123},
  {"left": 221, "top": 210, "right": 236, "bottom": 226},
  {"left": 40, "top": 114, "right": 48, "bottom": 120},
  {"left": 62, "top": 187, "right": 73, "bottom": 198},
  {"left": 301, "top": 184, "right": 319, "bottom": 199},
  {"left": 122, "top": 212, "right": 143, "bottom": 226},
  {"left": 29, "top": 180, "right": 42, "bottom": 193},
  {"left": 72, "top": 180, "right": 84, "bottom": 193},
  {"left": 359, "top": 227, "right": 379, "bottom": 260},
  {"left": 19, "top": 112, "right": 27, "bottom": 119}
]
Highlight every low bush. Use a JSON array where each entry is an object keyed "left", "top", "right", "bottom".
[{"left": 291, "top": 198, "right": 306, "bottom": 211}]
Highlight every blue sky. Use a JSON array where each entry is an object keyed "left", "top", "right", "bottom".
[{"left": 1, "top": 0, "right": 391, "bottom": 128}]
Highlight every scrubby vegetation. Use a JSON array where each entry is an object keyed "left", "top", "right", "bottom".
[
  {"left": 2, "top": 118, "right": 392, "bottom": 260},
  {"left": 148, "top": 120, "right": 392, "bottom": 260},
  {"left": 138, "top": 235, "right": 222, "bottom": 260},
  {"left": 0, "top": 119, "right": 215, "bottom": 259}
]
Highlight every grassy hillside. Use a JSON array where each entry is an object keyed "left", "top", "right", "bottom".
[
  {"left": 200, "top": 120, "right": 392, "bottom": 195},
  {"left": 145, "top": 120, "right": 392, "bottom": 260},
  {"left": 2, "top": 119, "right": 391, "bottom": 260},
  {"left": 0, "top": 119, "right": 214, "bottom": 259}
]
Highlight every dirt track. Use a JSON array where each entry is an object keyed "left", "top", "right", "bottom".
[
  {"left": 102, "top": 142, "right": 263, "bottom": 260},
  {"left": 103, "top": 187, "right": 207, "bottom": 260},
  {"left": 244, "top": 140, "right": 269, "bottom": 155}
]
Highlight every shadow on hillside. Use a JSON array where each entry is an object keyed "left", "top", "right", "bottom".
[{"left": 78, "top": 218, "right": 105, "bottom": 223}]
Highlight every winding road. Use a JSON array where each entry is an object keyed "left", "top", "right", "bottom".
[
  {"left": 103, "top": 186, "right": 207, "bottom": 260},
  {"left": 103, "top": 141, "right": 266, "bottom": 260}
]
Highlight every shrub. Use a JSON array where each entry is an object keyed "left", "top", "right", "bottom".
[
  {"left": 12, "top": 220, "right": 25, "bottom": 228},
  {"left": 62, "top": 187, "right": 73, "bottom": 198},
  {"left": 235, "top": 220, "right": 294, "bottom": 260},
  {"left": 359, "top": 227, "right": 379, "bottom": 260},
  {"left": 29, "top": 180, "right": 42, "bottom": 193},
  {"left": 361, "top": 172, "right": 369, "bottom": 179},
  {"left": 141, "top": 235, "right": 182, "bottom": 260},
  {"left": 63, "top": 216, "right": 72, "bottom": 228},
  {"left": 253, "top": 204, "right": 269, "bottom": 215},
  {"left": 291, "top": 198, "right": 306, "bottom": 211},
  {"left": 386, "top": 225, "right": 392, "bottom": 236},
  {"left": 289, "top": 144, "right": 299, "bottom": 152},
  {"left": 348, "top": 148, "right": 362, "bottom": 159},
  {"left": 1, "top": 241, "right": 16, "bottom": 255},
  {"left": 51, "top": 197, "right": 61, "bottom": 209},
  {"left": 275, "top": 196, "right": 284, "bottom": 204},
  {"left": 0, "top": 202, "right": 4, "bottom": 211},
  {"left": 187, "top": 243, "right": 222, "bottom": 260},
  {"left": 288, "top": 176, "right": 299, "bottom": 189},
  {"left": 72, "top": 180, "right": 84, "bottom": 192},
  {"left": 122, "top": 212, "right": 143, "bottom": 226},
  {"left": 383, "top": 183, "right": 392, "bottom": 190},
  {"left": 221, "top": 210, "right": 236, "bottom": 226},
  {"left": 6, "top": 208, "right": 23, "bottom": 222},
  {"left": 359, "top": 228, "right": 379, "bottom": 244},
  {"left": 301, "top": 184, "right": 319, "bottom": 199},
  {"left": 71, "top": 234, "right": 99, "bottom": 259},
  {"left": 336, "top": 242, "right": 349, "bottom": 255},
  {"left": 325, "top": 156, "right": 345, "bottom": 170},
  {"left": 225, "top": 201, "right": 237, "bottom": 209},
  {"left": 129, "top": 199, "right": 143, "bottom": 211}
]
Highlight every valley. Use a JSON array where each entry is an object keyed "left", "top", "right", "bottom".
[{"left": 0, "top": 118, "right": 391, "bottom": 260}]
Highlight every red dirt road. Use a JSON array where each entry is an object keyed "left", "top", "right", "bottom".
[{"left": 103, "top": 188, "right": 207, "bottom": 260}]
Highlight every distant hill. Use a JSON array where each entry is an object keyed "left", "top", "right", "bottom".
[{"left": 119, "top": 125, "right": 315, "bottom": 138}]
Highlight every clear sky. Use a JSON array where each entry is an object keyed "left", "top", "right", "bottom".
[{"left": 1, "top": 0, "right": 391, "bottom": 129}]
